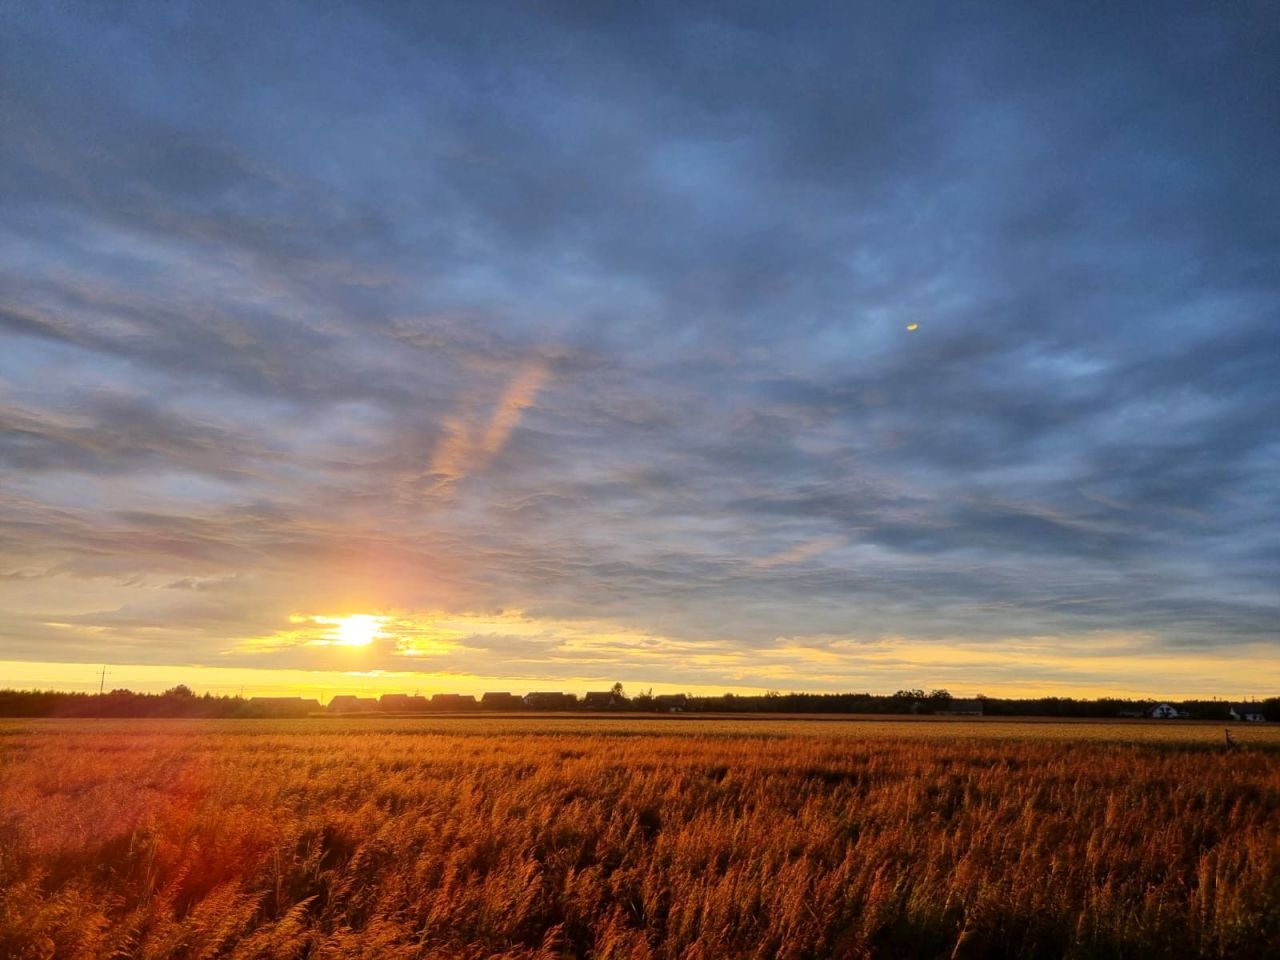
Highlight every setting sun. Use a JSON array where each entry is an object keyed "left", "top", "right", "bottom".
[{"left": 334, "top": 615, "right": 383, "bottom": 647}]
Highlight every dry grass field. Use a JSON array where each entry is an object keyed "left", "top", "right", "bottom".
[{"left": 2, "top": 718, "right": 1278, "bottom": 959}]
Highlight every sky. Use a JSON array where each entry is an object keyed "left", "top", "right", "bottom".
[{"left": 1, "top": 1, "right": 1278, "bottom": 701}]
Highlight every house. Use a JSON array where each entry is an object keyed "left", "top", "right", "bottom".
[
  {"left": 480, "top": 692, "right": 523, "bottom": 710},
  {"left": 429, "top": 693, "right": 477, "bottom": 711},
  {"left": 248, "top": 696, "right": 322, "bottom": 717},
  {"left": 523, "top": 691, "right": 578, "bottom": 710},
  {"left": 378, "top": 693, "right": 428, "bottom": 712},
  {"left": 1229, "top": 705, "right": 1267, "bottom": 722},
  {"left": 582, "top": 691, "right": 626, "bottom": 710},
  {"left": 935, "top": 698, "right": 984, "bottom": 716},
  {"left": 1149, "top": 703, "right": 1180, "bottom": 719},
  {"left": 327, "top": 695, "right": 378, "bottom": 713},
  {"left": 651, "top": 693, "right": 688, "bottom": 713}
]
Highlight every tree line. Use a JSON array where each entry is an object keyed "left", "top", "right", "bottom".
[{"left": 0, "top": 685, "right": 1275, "bottom": 720}]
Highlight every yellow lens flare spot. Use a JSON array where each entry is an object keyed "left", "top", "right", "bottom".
[{"left": 906, "top": 322, "right": 919, "bottom": 331}]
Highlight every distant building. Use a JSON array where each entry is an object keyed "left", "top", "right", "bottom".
[
  {"left": 583, "top": 691, "right": 627, "bottom": 710},
  {"left": 429, "top": 693, "right": 477, "bottom": 711},
  {"left": 480, "top": 692, "right": 523, "bottom": 710},
  {"left": 379, "top": 693, "right": 428, "bottom": 712},
  {"left": 248, "top": 696, "right": 322, "bottom": 717},
  {"left": 328, "top": 695, "right": 378, "bottom": 713},
  {"left": 1149, "top": 703, "right": 1180, "bottom": 719},
  {"left": 651, "top": 693, "right": 688, "bottom": 713},
  {"left": 935, "top": 698, "right": 984, "bottom": 716},
  {"left": 1229, "top": 705, "right": 1267, "bottom": 722},
  {"left": 523, "top": 691, "right": 578, "bottom": 710}
]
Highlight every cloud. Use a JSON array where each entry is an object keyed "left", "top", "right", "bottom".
[
  {"left": 0, "top": 1, "right": 1276, "bottom": 694},
  {"left": 0, "top": 392, "right": 268, "bottom": 479},
  {"left": 483, "top": 363, "right": 550, "bottom": 456},
  {"left": 754, "top": 536, "right": 848, "bottom": 569},
  {"left": 426, "top": 360, "right": 551, "bottom": 493}
]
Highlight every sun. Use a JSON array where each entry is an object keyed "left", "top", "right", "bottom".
[{"left": 333, "top": 614, "right": 383, "bottom": 647}]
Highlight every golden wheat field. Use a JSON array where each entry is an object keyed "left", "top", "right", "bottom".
[{"left": 2, "top": 718, "right": 1278, "bottom": 959}]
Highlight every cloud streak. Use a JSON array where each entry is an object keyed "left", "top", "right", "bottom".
[{"left": 426, "top": 361, "right": 551, "bottom": 493}]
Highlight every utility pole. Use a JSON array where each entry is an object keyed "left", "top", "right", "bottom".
[{"left": 99, "top": 665, "right": 108, "bottom": 695}]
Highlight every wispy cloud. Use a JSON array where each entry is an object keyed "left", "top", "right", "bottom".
[
  {"left": 483, "top": 362, "right": 550, "bottom": 456},
  {"left": 426, "top": 361, "right": 551, "bottom": 493},
  {"left": 754, "top": 535, "right": 848, "bottom": 568}
]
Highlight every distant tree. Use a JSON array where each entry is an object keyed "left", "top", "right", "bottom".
[
  {"left": 928, "top": 689, "right": 953, "bottom": 701},
  {"left": 164, "top": 684, "right": 195, "bottom": 698},
  {"left": 611, "top": 681, "right": 625, "bottom": 698}
]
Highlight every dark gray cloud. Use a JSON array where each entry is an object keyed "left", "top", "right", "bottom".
[
  {"left": 0, "top": 392, "right": 271, "bottom": 478},
  {"left": 0, "top": 1, "right": 1277, "bottom": 693}
]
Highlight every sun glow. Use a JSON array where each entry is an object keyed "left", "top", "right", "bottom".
[{"left": 334, "top": 614, "right": 383, "bottom": 647}]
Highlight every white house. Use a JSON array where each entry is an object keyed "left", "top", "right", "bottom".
[
  {"left": 1149, "top": 703, "right": 1179, "bottom": 719},
  {"left": 1229, "top": 705, "right": 1267, "bottom": 722}
]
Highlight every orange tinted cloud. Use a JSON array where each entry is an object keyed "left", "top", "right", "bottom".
[
  {"left": 483, "top": 362, "right": 550, "bottom": 456},
  {"left": 754, "top": 535, "right": 847, "bottom": 568},
  {"left": 428, "top": 360, "right": 549, "bottom": 492}
]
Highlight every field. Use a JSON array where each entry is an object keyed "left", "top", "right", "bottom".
[{"left": 2, "top": 718, "right": 1278, "bottom": 959}]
